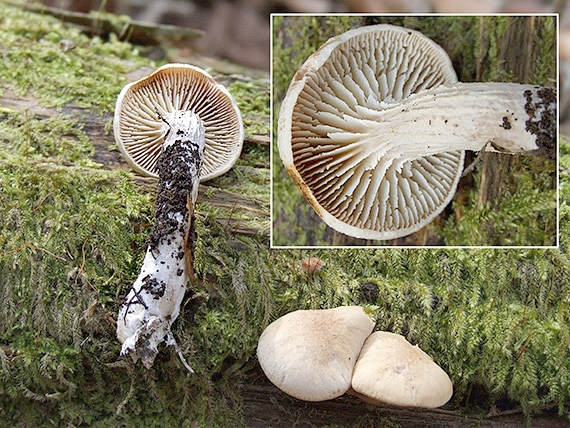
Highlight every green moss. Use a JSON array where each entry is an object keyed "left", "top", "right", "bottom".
[
  {"left": 0, "top": 152, "right": 158, "bottom": 425},
  {"left": 534, "top": 16, "right": 557, "bottom": 86},
  {"left": 441, "top": 156, "right": 557, "bottom": 246},
  {"left": 0, "top": 2, "right": 147, "bottom": 114},
  {"left": 328, "top": 247, "right": 570, "bottom": 416},
  {"left": 0, "top": 110, "right": 95, "bottom": 164},
  {"left": 228, "top": 79, "right": 270, "bottom": 136},
  {"left": 559, "top": 136, "right": 570, "bottom": 254}
]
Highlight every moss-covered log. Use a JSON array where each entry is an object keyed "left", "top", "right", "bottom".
[
  {"left": 0, "top": 4, "right": 569, "bottom": 427},
  {"left": 0, "top": 86, "right": 270, "bottom": 237}
]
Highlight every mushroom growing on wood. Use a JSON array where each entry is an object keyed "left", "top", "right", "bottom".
[
  {"left": 351, "top": 331, "right": 453, "bottom": 408},
  {"left": 115, "top": 65, "right": 243, "bottom": 369},
  {"left": 277, "top": 24, "right": 556, "bottom": 241},
  {"left": 257, "top": 306, "right": 375, "bottom": 401}
]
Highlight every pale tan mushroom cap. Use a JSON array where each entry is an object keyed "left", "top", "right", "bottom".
[
  {"left": 114, "top": 63, "right": 243, "bottom": 181},
  {"left": 257, "top": 306, "right": 375, "bottom": 401},
  {"left": 351, "top": 331, "right": 453, "bottom": 408},
  {"left": 277, "top": 24, "right": 462, "bottom": 240}
]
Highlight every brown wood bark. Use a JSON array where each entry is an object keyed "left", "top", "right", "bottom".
[
  {"left": 477, "top": 16, "right": 544, "bottom": 209},
  {"left": 240, "top": 372, "right": 570, "bottom": 428}
]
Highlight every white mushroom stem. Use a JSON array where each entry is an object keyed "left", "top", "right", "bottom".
[
  {"left": 293, "top": 82, "right": 555, "bottom": 175},
  {"left": 117, "top": 110, "right": 204, "bottom": 370}
]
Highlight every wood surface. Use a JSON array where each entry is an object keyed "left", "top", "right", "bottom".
[{"left": 240, "top": 369, "right": 570, "bottom": 428}]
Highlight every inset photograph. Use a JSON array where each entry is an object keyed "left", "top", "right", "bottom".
[{"left": 271, "top": 15, "right": 557, "bottom": 247}]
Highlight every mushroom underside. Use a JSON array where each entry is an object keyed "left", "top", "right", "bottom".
[
  {"left": 115, "top": 64, "right": 243, "bottom": 181},
  {"left": 278, "top": 24, "right": 555, "bottom": 241}
]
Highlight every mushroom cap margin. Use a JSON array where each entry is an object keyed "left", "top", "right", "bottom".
[{"left": 351, "top": 331, "right": 453, "bottom": 408}]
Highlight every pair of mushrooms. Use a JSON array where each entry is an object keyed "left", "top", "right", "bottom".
[
  {"left": 257, "top": 306, "right": 453, "bottom": 408},
  {"left": 114, "top": 64, "right": 243, "bottom": 369},
  {"left": 277, "top": 24, "right": 556, "bottom": 241}
]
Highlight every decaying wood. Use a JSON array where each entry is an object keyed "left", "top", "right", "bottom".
[
  {"left": 0, "top": 88, "right": 269, "bottom": 238},
  {"left": 240, "top": 371, "right": 570, "bottom": 428},
  {"left": 476, "top": 152, "right": 514, "bottom": 209}
]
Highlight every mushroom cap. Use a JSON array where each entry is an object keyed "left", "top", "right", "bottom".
[
  {"left": 277, "top": 24, "right": 462, "bottom": 240},
  {"left": 351, "top": 331, "right": 453, "bottom": 408},
  {"left": 257, "top": 306, "right": 375, "bottom": 402},
  {"left": 114, "top": 63, "right": 243, "bottom": 181}
]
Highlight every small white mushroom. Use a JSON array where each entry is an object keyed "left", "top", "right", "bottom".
[
  {"left": 115, "top": 64, "right": 243, "bottom": 369},
  {"left": 277, "top": 24, "right": 556, "bottom": 240},
  {"left": 257, "top": 306, "right": 375, "bottom": 401},
  {"left": 114, "top": 63, "right": 243, "bottom": 181},
  {"left": 351, "top": 331, "right": 453, "bottom": 408}
]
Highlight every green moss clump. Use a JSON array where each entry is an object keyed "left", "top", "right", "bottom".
[
  {"left": 0, "top": 110, "right": 94, "bottom": 163},
  {"left": 228, "top": 79, "right": 270, "bottom": 137},
  {"left": 0, "top": 2, "right": 147, "bottom": 114},
  {"left": 559, "top": 136, "right": 570, "bottom": 254},
  {"left": 0, "top": 153, "right": 156, "bottom": 425},
  {"left": 441, "top": 156, "right": 557, "bottom": 246},
  {"left": 334, "top": 247, "right": 570, "bottom": 416},
  {"left": 533, "top": 16, "right": 557, "bottom": 86}
]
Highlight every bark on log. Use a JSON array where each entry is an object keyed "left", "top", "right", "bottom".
[{"left": 240, "top": 371, "right": 570, "bottom": 428}]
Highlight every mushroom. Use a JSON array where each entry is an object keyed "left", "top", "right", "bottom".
[
  {"left": 277, "top": 24, "right": 556, "bottom": 241},
  {"left": 350, "top": 331, "right": 453, "bottom": 408},
  {"left": 114, "top": 63, "right": 243, "bottom": 181},
  {"left": 257, "top": 306, "right": 375, "bottom": 401},
  {"left": 115, "top": 65, "right": 243, "bottom": 370}
]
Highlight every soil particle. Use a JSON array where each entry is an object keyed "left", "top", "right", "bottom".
[
  {"left": 148, "top": 138, "right": 202, "bottom": 252},
  {"left": 358, "top": 281, "right": 379, "bottom": 304},
  {"left": 500, "top": 116, "right": 512, "bottom": 130},
  {"left": 141, "top": 274, "right": 166, "bottom": 299},
  {"left": 524, "top": 87, "right": 556, "bottom": 160}
]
